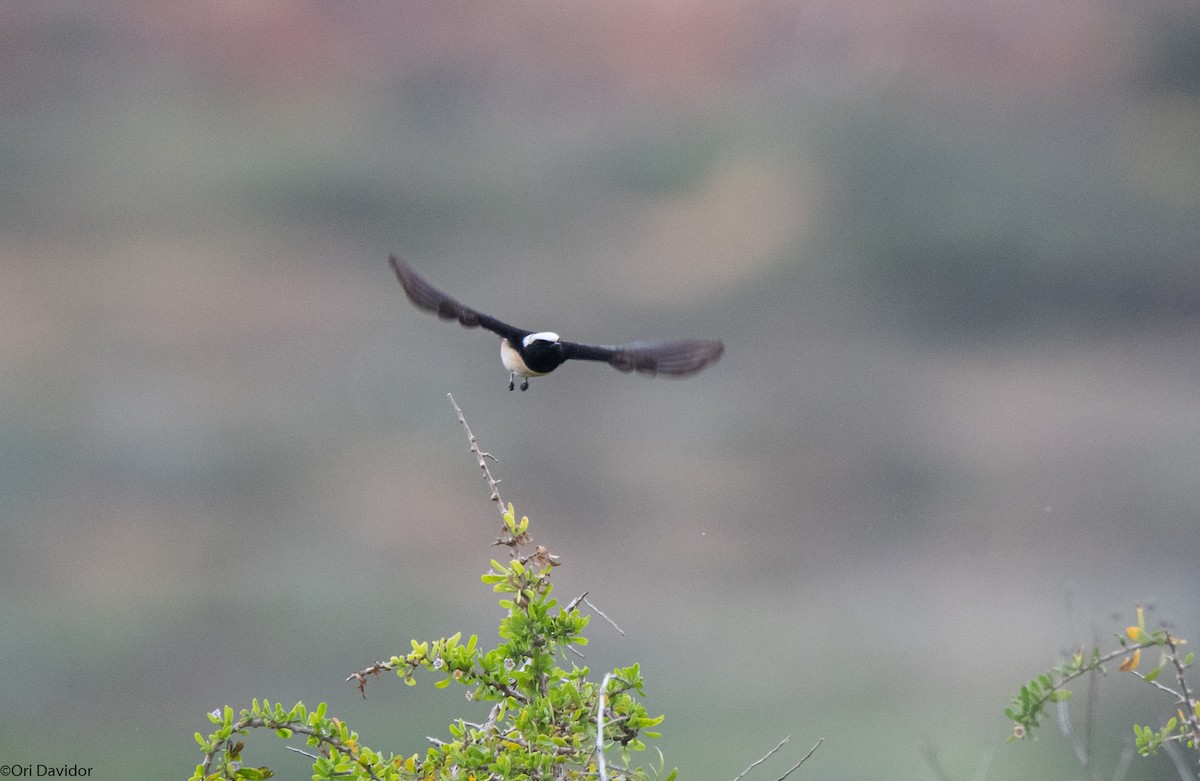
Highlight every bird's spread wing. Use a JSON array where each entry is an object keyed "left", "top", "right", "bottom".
[
  {"left": 561, "top": 339, "right": 724, "bottom": 377},
  {"left": 389, "top": 255, "right": 528, "bottom": 342},
  {"left": 391, "top": 255, "right": 724, "bottom": 378}
]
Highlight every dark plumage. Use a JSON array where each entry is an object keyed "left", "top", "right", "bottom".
[{"left": 389, "top": 255, "right": 724, "bottom": 391}]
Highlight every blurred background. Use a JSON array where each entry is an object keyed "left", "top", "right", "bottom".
[{"left": 3, "top": 2, "right": 1200, "bottom": 778}]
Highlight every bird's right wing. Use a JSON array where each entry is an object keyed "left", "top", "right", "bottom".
[
  {"left": 562, "top": 338, "right": 724, "bottom": 377},
  {"left": 389, "top": 255, "right": 528, "bottom": 343}
]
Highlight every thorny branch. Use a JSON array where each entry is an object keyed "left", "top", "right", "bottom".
[
  {"left": 1022, "top": 640, "right": 1169, "bottom": 720},
  {"left": 447, "top": 392, "right": 505, "bottom": 514},
  {"left": 201, "top": 716, "right": 384, "bottom": 781},
  {"left": 448, "top": 392, "right": 531, "bottom": 552},
  {"left": 345, "top": 660, "right": 393, "bottom": 698},
  {"left": 1165, "top": 634, "right": 1200, "bottom": 748},
  {"left": 345, "top": 658, "right": 527, "bottom": 702}
]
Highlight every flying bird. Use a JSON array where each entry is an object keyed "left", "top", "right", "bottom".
[{"left": 389, "top": 255, "right": 724, "bottom": 391}]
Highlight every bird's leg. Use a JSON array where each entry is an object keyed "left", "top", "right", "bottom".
[
  {"left": 508, "top": 373, "right": 515, "bottom": 392},
  {"left": 520, "top": 378, "right": 529, "bottom": 391}
]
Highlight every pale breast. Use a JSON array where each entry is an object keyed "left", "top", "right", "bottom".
[{"left": 500, "top": 339, "right": 549, "bottom": 377}]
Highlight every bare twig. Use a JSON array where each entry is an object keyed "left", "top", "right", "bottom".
[
  {"left": 284, "top": 745, "right": 322, "bottom": 761},
  {"left": 774, "top": 739, "right": 823, "bottom": 781},
  {"left": 733, "top": 736, "right": 822, "bottom": 781},
  {"left": 447, "top": 393, "right": 505, "bottom": 515},
  {"left": 584, "top": 596, "right": 626, "bottom": 636},
  {"left": 285, "top": 746, "right": 355, "bottom": 777},
  {"left": 1128, "top": 668, "right": 1184, "bottom": 700},
  {"left": 597, "top": 672, "right": 614, "bottom": 781},
  {"left": 732, "top": 736, "right": 790, "bottom": 781},
  {"left": 447, "top": 392, "right": 530, "bottom": 552}
]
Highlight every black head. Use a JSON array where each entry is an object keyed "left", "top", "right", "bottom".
[{"left": 519, "top": 333, "right": 568, "bottom": 374}]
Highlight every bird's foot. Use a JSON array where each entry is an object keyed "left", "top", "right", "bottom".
[
  {"left": 520, "top": 379, "right": 529, "bottom": 391},
  {"left": 508, "top": 374, "right": 515, "bottom": 391}
]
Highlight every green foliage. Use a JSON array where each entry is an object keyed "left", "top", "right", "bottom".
[
  {"left": 1006, "top": 604, "right": 1200, "bottom": 760},
  {"left": 190, "top": 504, "right": 674, "bottom": 781}
]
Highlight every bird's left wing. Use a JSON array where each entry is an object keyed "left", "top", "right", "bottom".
[
  {"left": 561, "top": 338, "right": 724, "bottom": 377},
  {"left": 389, "top": 255, "right": 529, "bottom": 343}
]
